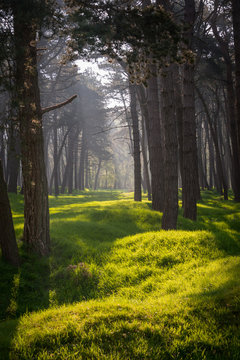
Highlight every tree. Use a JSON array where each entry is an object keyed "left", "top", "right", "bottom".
[
  {"left": 0, "top": 159, "right": 19, "bottom": 266},
  {"left": 182, "top": 0, "right": 200, "bottom": 220},
  {"left": 7, "top": 0, "right": 77, "bottom": 255}
]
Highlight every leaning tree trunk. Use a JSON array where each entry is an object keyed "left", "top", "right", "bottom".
[
  {"left": 0, "top": 159, "right": 19, "bottom": 266},
  {"left": 161, "top": 66, "right": 179, "bottom": 229},
  {"left": 14, "top": 16, "right": 50, "bottom": 255},
  {"left": 129, "top": 83, "right": 142, "bottom": 202}
]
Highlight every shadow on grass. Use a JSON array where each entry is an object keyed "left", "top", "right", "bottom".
[{"left": 0, "top": 251, "right": 50, "bottom": 359}]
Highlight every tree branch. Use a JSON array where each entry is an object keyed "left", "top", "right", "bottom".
[{"left": 41, "top": 94, "right": 77, "bottom": 115}]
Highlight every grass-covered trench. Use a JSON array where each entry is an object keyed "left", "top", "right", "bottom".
[{"left": 1, "top": 190, "right": 240, "bottom": 359}]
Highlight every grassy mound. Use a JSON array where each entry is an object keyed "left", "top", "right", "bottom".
[{"left": 1, "top": 191, "right": 240, "bottom": 359}]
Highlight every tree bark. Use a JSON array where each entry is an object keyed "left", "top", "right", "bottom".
[
  {"left": 94, "top": 159, "right": 102, "bottom": 190},
  {"left": 129, "top": 83, "right": 142, "bottom": 202},
  {"left": 232, "top": 0, "right": 240, "bottom": 160},
  {"left": 0, "top": 159, "right": 19, "bottom": 266},
  {"left": 79, "top": 126, "right": 86, "bottom": 191},
  {"left": 160, "top": 66, "right": 179, "bottom": 229},
  {"left": 146, "top": 70, "right": 165, "bottom": 211},
  {"left": 7, "top": 126, "right": 20, "bottom": 193},
  {"left": 14, "top": 14, "right": 50, "bottom": 255},
  {"left": 182, "top": 0, "right": 200, "bottom": 220}
]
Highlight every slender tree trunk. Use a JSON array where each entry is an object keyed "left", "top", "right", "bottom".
[
  {"left": 67, "top": 128, "right": 75, "bottom": 194},
  {"left": 85, "top": 150, "right": 89, "bottom": 189},
  {"left": 226, "top": 68, "right": 240, "bottom": 201},
  {"left": 0, "top": 159, "right": 19, "bottom": 266},
  {"left": 14, "top": 15, "right": 50, "bottom": 255},
  {"left": 53, "top": 122, "right": 59, "bottom": 196},
  {"left": 172, "top": 65, "right": 184, "bottom": 193},
  {"left": 141, "top": 117, "right": 152, "bottom": 200},
  {"left": 211, "top": 13, "right": 240, "bottom": 200},
  {"left": 94, "top": 159, "right": 102, "bottom": 190},
  {"left": 7, "top": 127, "right": 20, "bottom": 193},
  {"left": 0, "top": 130, "right": 6, "bottom": 179},
  {"left": 79, "top": 126, "right": 86, "bottom": 191},
  {"left": 197, "top": 88, "right": 228, "bottom": 199},
  {"left": 74, "top": 134, "right": 79, "bottom": 190},
  {"left": 182, "top": 0, "right": 200, "bottom": 220},
  {"left": 129, "top": 83, "right": 142, "bottom": 202},
  {"left": 160, "top": 66, "right": 179, "bottom": 229},
  {"left": 232, "top": 0, "right": 240, "bottom": 159},
  {"left": 136, "top": 85, "right": 152, "bottom": 200},
  {"left": 49, "top": 126, "right": 72, "bottom": 194}
]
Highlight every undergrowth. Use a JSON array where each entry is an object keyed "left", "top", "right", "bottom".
[{"left": 0, "top": 190, "right": 240, "bottom": 359}]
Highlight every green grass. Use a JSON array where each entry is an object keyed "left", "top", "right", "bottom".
[{"left": 1, "top": 190, "right": 240, "bottom": 359}]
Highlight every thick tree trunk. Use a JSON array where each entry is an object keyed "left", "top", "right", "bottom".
[
  {"left": 161, "top": 66, "right": 179, "bottom": 229},
  {"left": 146, "top": 70, "right": 165, "bottom": 211},
  {"left": 0, "top": 159, "right": 19, "bottom": 266},
  {"left": 14, "top": 16, "right": 50, "bottom": 255},
  {"left": 129, "top": 83, "right": 142, "bottom": 202}
]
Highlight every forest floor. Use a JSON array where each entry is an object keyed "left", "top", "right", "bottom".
[{"left": 0, "top": 190, "right": 240, "bottom": 359}]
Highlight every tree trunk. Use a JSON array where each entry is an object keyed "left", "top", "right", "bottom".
[
  {"left": 14, "top": 14, "right": 50, "bottom": 255},
  {"left": 85, "top": 150, "right": 89, "bottom": 189},
  {"left": 7, "top": 127, "right": 20, "bottom": 193},
  {"left": 79, "top": 126, "right": 86, "bottom": 191},
  {"left": 232, "top": 0, "right": 240, "bottom": 160},
  {"left": 49, "top": 126, "right": 72, "bottom": 195},
  {"left": 141, "top": 117, "right": 152, "bottom": 200},
  {"left": 160, "top": 66, "right": 179, "bottom": 229},
  {"left": 0, "top": 159, "right": 19, "bottom": 266},
  {"left": 94, "top": 159, "right": 102, "bottom": 190},
  {"left": 146, "top": 70, "right": 165, "bottom": 211},
  {"left": 226, "top": 68, "right": 240, "bottom": 201},
  {"left": 53, "top": 122, "right": 59, "bottom": 196},
  {"left": 182, "top": 0, "right": 200, "bottom": 220},
  {"left": 172, "top": 65, "right": 184, "bottom": 195},
  {"left": 129, "top": 83, "right": 142, "bottom": 202}
]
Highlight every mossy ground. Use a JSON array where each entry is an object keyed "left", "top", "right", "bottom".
[{"left": 0, "top": 190, "right": 240, "bottom": 359}]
